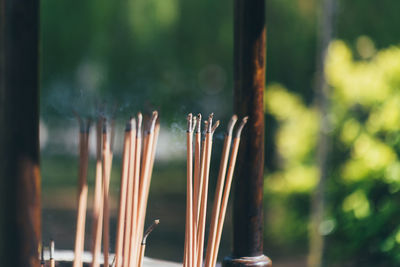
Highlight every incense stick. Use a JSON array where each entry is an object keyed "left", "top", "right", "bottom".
[
  {"left": 40, "top": 242, "right": 45, "bottom": 267},
  {"left": 205, "top": 115, "right": 237, "bottom": 267},
  {"left": 184, "top": 114, "right": 194, "bottom": 267},
  {"left": 114, "top": 122, "right": 132, "bottom": 267},
  {"left": 128, "top": 114, "right": 142, "bottom": 267},
  {"left": 194, "top": 120, "right": 207, "bottom": 264},
  {"left": 123, "top": 118, "right": 137, "bottom": 267},
  {"left": 210, "top": 117, "right": 248, "bottom": 267},
  {"left": 50, "top": 239, "right": 55, "bottom": 267},
  {"left": 138, "top": 219, "right": 160, "bottom": 267},
  {"left": 197, "top": 114, "right": 219, "bottom": 267},
  {"left": 91, "top": 118, "right": 104, "bottom": 267},
  {"left": 137, "top": 121, "right": 161, "bottom": 267},
  {"left": 135, "top": 111, "right": 158, "bottom": 266},
  {"left": 193, "top": 115, "right": 202, "bottom": 220},
  {"left": 73, "top": 118, "right": 90, "bottom": 267},
  {"left": 102, "top": 121, "right": 112, "bottom": 267},
  {"left": 148, "top": 122, "right": 160, "bottom": 185},
  {"left": 192, "top": 114, "right": 202, "bottom": 267}
]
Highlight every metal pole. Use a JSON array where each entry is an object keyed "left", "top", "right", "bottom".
[
  {"left": 223, "top": 0, "right": 271, "bottom": 266},
  {"left": 0, "top": 0, "right": 41, "bottom": 266}
]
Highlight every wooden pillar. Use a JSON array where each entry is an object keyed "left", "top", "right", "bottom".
[
  {"left": 0, "top": 0, "right": 41, "bottom": 266},
  {"left": 223, "top": 0, "right": 271, "bottom": 266}
]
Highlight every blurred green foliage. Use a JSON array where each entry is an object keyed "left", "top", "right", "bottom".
[
  {"left": 265, "top": 39, "right": 400, "bottom": 265},
  {"left": 40, "top": 0, "right": 400, "bottom": 119}
]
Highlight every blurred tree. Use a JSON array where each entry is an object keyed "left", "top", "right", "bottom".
[{"left": 265, "top": 40, "right": 400, "bottom": 266}]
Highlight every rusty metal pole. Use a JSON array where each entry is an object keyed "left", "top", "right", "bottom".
[
  {"left": 0, "top": 0, "right": 41, "bottom": 266},
  {"left": 222, "top": 0, "right": 271, "bottom": 266}
]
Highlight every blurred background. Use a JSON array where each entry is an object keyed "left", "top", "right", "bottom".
[{"left": 39, "top": 0, "right": 400, "bottom": 266}]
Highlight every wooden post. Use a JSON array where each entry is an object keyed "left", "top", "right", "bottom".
[
  {"left": 223, "top": 0, "right": 271, "bottom": 266},
  {"left": 0, "top": 0, "right": 41, "bottom": 266}
]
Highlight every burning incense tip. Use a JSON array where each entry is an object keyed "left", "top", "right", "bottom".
[
  {"left": 187, "top": 113, "right": 193, "bottom": 132},
  {"left": 137, "top": 112, "right": 143, "bottom": 124},
  {"left": 207, "top": 113, "right": 214, "bottom": 132},
  {"left": 211, "top": 120, "right": 220, "bottom": 133},
  {"left": 235, "top": 116, "right": 249, "bottom": 138},
  {"left": 149, "top": 111, "right": 159, "bottom": 133},
  {"left": 102, "top": 119, "right": 107, "bottom": 133},
  {"left": 192, "top": 116, "right": 197, "bottom": 132},
  {"left": 50, "top": 239, "right": 55, "bottom": 259},
  {"left": 203, "top": 121, "right": 208, "bottom": 135},
  {"left": 40, "top": 242, "right": 45, "bottom": 264},
  {"left": 142, "top": 219, "right": 161, "bottom": 244},
  {"left": 137, "top": 113, "right": 143, "bottom": 138},
  {"left": 227, "top": 115, "right": 238, "bottom": 136},
  {"left": 196, "top": 114, "right": 202, "bottom": 133},
  {"left": 50, "top": 239, "right": 55, "bottom": 267}
]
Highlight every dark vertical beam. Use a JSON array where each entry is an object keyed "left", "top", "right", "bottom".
[
  {"left": 223, "top": 0, "right": 271, "bottom": 266},
  {"left": 0, "top": 0, "right": 41, "bottom": 266}
]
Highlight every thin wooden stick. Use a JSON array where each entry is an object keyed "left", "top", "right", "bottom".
[
  {"left": 128, "top": 114, "right": 142, "bottom": 267},
  {"left": 205, "top": 115, "right": 237, "bottom": 267},
  {"left": 102, "top": 121, "right": 112, "bottom": 267},
  {"left": 50, "top": 239, "right": 55, "bottom": 267},
  {"left": 182, "top": 115, "right": 201, "bottom": 266},
  {"left": 135, "top": 111, "right": 158, "bottom": 266},
  {"left": 138, "top": 219, "right": 160, "bottom": 267},
  {"left": 194, "top": 120, "right": 207, "bottom": 264},
  {"left": 40, "top": 242, "right": 45, "bottom": 267},
  {"left": 192, "top": 113, "right": 201, "bottom": 266},
  {"left": 91, "top": 118, "right": 103, "bottom": 267},
  {"left": 73, "top": 117, "right": 84, "bottom": 267},
  {"left": 184, "top": 114, "right": 194, "bottom": 267},
  {"left": 211, "top": 117, "right": 248, "bottom": 267},
  {"left": 183, "top": 117, "right": 189, "bottom": 267},
  {"left": 123, "top": 118, "right": 137, "bottom": 267},
  {"left": 73, "top": 118, "right": 90, "bottom": 267},
  {"left": 114, "top": 122, "right": 132, "bottom": 267},
  {"left": 135, "top": 120, "right": 160, "bottom": 267},
  {"left": 191, "top": 116, "right": 197, "bottom": 267},
  {"left": 148, "top": 122, "right": 160, "bottom": 184},
  {"left": 193, "top": 114, "right": 202, "bottom": 220},
  {"left": 128, "top": 115, "right": 144, "bottom": 267},
  {"left": 197, "top": 114, "right": 219, "bottom": 267}
]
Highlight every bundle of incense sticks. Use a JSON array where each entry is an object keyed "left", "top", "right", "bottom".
[
  {"left": 70, "top": 111, "right": 159, "bottom": 267},
  {"left": 183, "top": 113, "right": 248, "bottom": 267},
  {"left": 70, "top": 115, "right": 115, "bottom": 267},
  {"left": 114, "top": 111, "right": 160, "bottom": 267}
]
